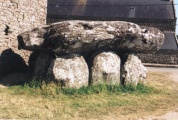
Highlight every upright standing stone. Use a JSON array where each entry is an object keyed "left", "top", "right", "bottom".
[
  {"left": 48, "top": 54, "right": 89, "bottom": 88},
  {"left": 121, "top": 54, "right": 147, "bottom": 86},
  {"left": 90, "top": 52, "right": 121, "bottom": 85},
  {"left": 34, "top": 52, "right": 54, "bottom": 79}
]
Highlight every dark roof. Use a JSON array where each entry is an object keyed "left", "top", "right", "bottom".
[
  {"left": 161, "top": 32, "right": 178, "bottom": 50},
  {"left": 47, "top": 0, "right": 175, "bottom": 20}
]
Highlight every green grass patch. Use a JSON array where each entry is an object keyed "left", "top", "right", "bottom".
[
  {"left": 7, "top": 79, "right": 159, "bottom": 98},
  {"left": 62, "top": 83, "right": 158, "bottom": 95},
  {"left": 1, "top": 72, "right": 178, "bottom": 119}
]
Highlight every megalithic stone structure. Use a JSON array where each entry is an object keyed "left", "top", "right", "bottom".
[{"left": 17, "top": 20, "right": 164, "bottom": 56}]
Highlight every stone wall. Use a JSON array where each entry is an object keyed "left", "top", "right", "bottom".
[
  {"left": 0, "top": 0, "right": 47, "bottom": 62},
  {"left": 137, "top": 50, "right": 178, "bottom": 65}
]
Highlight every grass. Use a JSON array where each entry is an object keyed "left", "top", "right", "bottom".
[{"left": 0, "top": 72, "right": 178, "bottom": 119}]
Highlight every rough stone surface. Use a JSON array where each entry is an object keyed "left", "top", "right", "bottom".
[
  {"left": 34, "top": 52, "right": 54, "bottom": 79},
  {"left": 121, "top": 54, "right": 147, "bottom": 85},
  {"left": 48, "top": 54, "right": 89, "bottom": 88},
  {"left": 0, "top": 0, "right": 47, "bottom": 62},
  {"left": 18, "top": 20, "right": 165, "bottom": 55},
  {"left": 90, "top": 52, "right": 121, "bottom": 85},
  {"left": 137, "top": 50, "right": 178, "bottom": 65}
]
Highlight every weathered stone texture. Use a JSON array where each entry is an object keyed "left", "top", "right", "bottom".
[
  {"left": 0, "top": 0, "right": 47, "bottom": 62},
  {"left": 90, "top": 52, "right": 121, "bottom": 85},
  {"left": 17, "top": 20, "right": 165, "bottom": 55},
  {"left": 121, "top": 54, "right": 147, "bottom": 86},
  {"left": 48, "top": 54, "right": 89, "bottom": 88},
  {"left": 137, "top": 50, "right": 178, "bottom": 65}
]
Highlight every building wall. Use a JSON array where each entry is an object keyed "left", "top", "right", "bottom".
[
  {"left": 133, "top": 20, "right": 176, "bottom": 32},
  {"left": 47, "top": 17, "right": 176, "bottom": 31},
  {"left": 137, "top": 50, "right": 178, "bottom": 65},
  {"left": 0, "top": 0, "right": 47, "bottom": 62}
]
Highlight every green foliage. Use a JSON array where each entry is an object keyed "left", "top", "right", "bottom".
[
  {"left": 62, "top": 83, "right": 158, "bottom": 96},
  {"left": 9, "top": 78, "right": 159, "bottom": 97},
  {"left": 27, "top": 77, "right": 41, "bottom": 88}
]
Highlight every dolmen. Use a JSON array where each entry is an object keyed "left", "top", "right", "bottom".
[{"left": 17, "top": 20, "right": 164, "bottom": 88}]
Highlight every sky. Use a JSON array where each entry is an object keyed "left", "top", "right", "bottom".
[{"left": 175, "top": 0, "right": 178, "bottom": 34}]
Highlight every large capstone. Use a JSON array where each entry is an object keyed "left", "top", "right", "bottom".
[
  {"left": 47, "top": 54, "right": 89, "bottom": 88},
  {"left": 121, "top": 54, "right": 147, "bottom": 86},
  {"left": 90, "top": 52, "right": 121, "bottom": 85},
  {"left": 18, "top": 20, "right": 164, "bottom": 55}
]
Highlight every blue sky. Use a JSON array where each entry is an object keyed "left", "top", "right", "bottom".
[{"left": 175, "top": 0, "right": 178, "bottom": 34}]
